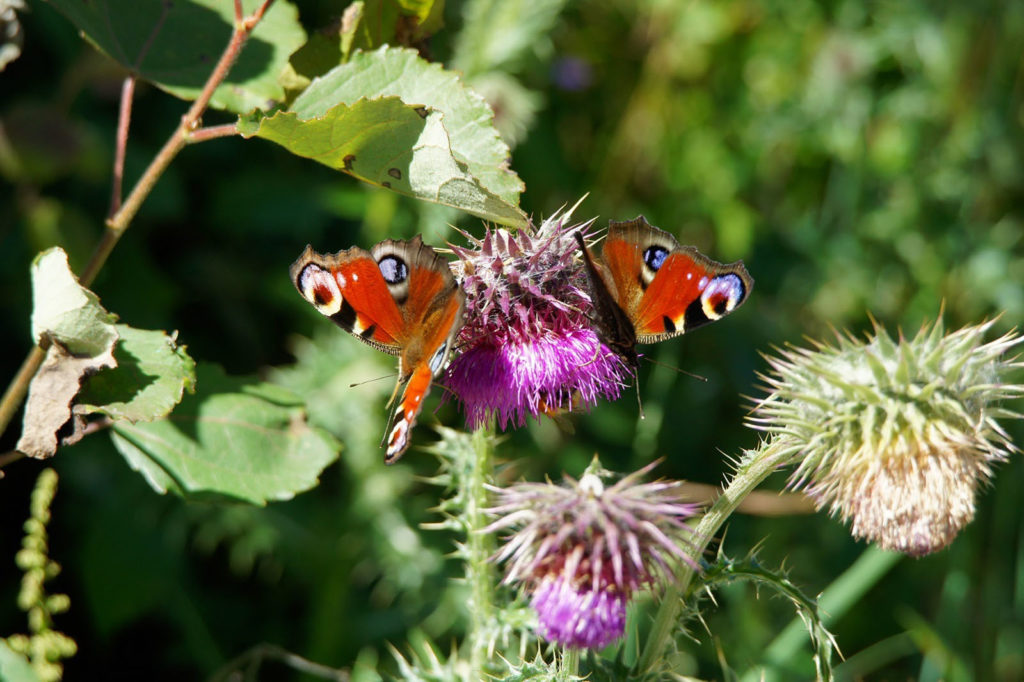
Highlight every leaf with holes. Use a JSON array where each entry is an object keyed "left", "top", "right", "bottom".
[
  {"left": 110, "top": 364, "right": 339, "bottom": 505},
  {"left": 294, "top": 46, "right": 523, "bottom": 210},
  {"left": 43, "top": 0, "right": 305, "bottom": 113},
  {"left": 240, "top": 95, "right": 527, "bottom": 226}
]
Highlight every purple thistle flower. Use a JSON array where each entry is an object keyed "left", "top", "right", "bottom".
[
  {"left": 486, "top": 461, "right": 699, "bottom": 649},
  {"left": 446, "top": 206, "right": 630, "bottom": 430}
]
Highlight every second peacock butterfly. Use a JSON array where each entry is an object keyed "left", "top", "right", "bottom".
[{"left": 575, "top": 216, "right": 753, "bottom": 368}]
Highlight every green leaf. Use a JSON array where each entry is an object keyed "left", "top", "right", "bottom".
[
  {"left": 0, "top": 641, "right": 41, "bottom": 682},
  {"left": 296, "top": 46, "right": 524, "bottom": 211},
  {"left": 31, "top": 247, "right": 117, "bottom": 356},
  {"left": 77, "top": 325, "right": 197, "bottom": 423},
  {"left": 109, "top": 364, "right": 340, "bottom": 505},
  {"left": 242, "top": 96, "right": 527, "bottom": 226},
  {"left": 43, "top": 0, "right": 306, "bottom": 114}
]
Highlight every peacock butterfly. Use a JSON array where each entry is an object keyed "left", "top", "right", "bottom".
[
  {"left": 290, "top": 236, "right": 465, "bottom": 463},
  {"left": 575, "top": 216, "right": 753, "bottom": 368}
]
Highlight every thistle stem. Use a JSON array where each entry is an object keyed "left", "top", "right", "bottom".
[
  {"left": 559, "top": 647, "right": 579, "bottom": 678},
  {"left": 637, "top": 439, "right": 794, "bottom": 673},
  {"left": 466, "top": 425, "right": 496, "bottom": 676}
]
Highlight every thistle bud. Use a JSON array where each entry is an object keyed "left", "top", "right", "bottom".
[{"left": 751, "top": 319, "right": 1023, "bottom": 556}]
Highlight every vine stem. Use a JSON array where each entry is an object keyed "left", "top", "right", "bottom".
[
  {"left": 466, "top": 426, "right": 496, "bottom": 677},
  {"left": 636, "top": 439, "right": 795, "bottom": 673},
  {"left": 0, "top": 0, "right": 275, "bottom": 452}
]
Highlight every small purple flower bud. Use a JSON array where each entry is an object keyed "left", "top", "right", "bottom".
[{"left": 486, "top": 461, "right": 699, "bottom": 649}]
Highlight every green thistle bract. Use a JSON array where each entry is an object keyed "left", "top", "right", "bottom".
[{"left": 751, "top": 319, "right": 1023, "bottom": 556}]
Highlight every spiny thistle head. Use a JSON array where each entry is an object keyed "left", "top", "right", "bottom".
[
  {"left": 485, "top": 459, "right": 699, "bottom": 649},
  {"left": 445, "top": 204, "right": 630, "bottom": 430},
  {"left": 751, "top": 319, "right": 1023, "bottom": 556}
]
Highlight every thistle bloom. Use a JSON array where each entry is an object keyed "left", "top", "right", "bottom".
[
  {"left": 486, "top": 461, "right": 699, "bottom": 649},
  {"left": 446, "top": 206, "right": 630, "bottom": 429},
  {"left": 751, "top": 319, "right": 1023, "bottom": 556}
]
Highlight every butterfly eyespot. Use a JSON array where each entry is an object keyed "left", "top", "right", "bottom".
[
  {"left": 378, "top": 255, "right": 409, "bottom": 284},
  {"left": 701, "top": 274, "right": 746, "bottom": 320},
  {"left": 296, "top": 264, "right": 342, "bottom": 316},
  {"left": 643, "top": 245, "right": 669, "bottom": 272}
]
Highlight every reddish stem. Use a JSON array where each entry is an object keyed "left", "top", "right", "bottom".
[
  {"left": 108, "top": 76, "right": 136, "bottom": 218},
  {"left": 186, "top": 123, "right": 239, "bottom": 144}
]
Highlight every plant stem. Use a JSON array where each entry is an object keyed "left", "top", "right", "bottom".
[
  {"left": 186, "top": 123, "right": 240, "bottom": 143},
  {"left": 108, "top": 76, "right": 135, "bottom": 218},
  {"left": 466, "top": 426, "right": 496, "bottom": 676},
  {"left": 636, "top": 439, "right": 795, "bottom": 674},
  {"left": 0, "top": 0, "right": 275, "bottom": 448},
  {"left": 80, "top": 1, "right": 266, "bottom": 287},
  {"left": 0, "top": 346, "right": 46, "bottom": 465},
  {"left": 559, "top": 648, "right": 579, "bottom": 679}
]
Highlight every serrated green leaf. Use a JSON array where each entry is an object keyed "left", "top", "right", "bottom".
[
  {"left": 77, "top": 325, "right": 196, "bottom": 423},
  {"left": 109, "top": 364, "right": 340, "bottom": 505},
  {"left": 294, "top": 46, "right": 524, "bottom": 212},
  {"left": 242, "top": 96, "right": 527, "bottom": 226},
  {"left": 0, "top": 641, "right": 41, "bottom": 682},
  {"left": 43, "top": 0, "right": 305, "bottom": 114},
  {"left": 31, "top": 247, "right": 118, "bottom": 356}
]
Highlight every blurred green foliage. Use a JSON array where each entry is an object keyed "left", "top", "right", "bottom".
[{"left": 2, "top": 0, "right": 1023, "bottom": 679}]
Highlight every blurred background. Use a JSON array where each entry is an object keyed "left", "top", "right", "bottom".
[{"left": 2, "top": 0, "right": 1023, "bottom": 679}]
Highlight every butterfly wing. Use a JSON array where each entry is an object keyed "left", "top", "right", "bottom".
[
  {"left": 291, "top": 237, "right": 465, "bottom": 463},
  {"left": 290, "top": 244, "right": 407, "bottom": 353},
  {"left": 600, "top": 217, "right": 753, "bottom": 344}
]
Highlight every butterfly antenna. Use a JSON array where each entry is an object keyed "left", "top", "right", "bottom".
[
  {"left": 349, "top": 372, "right": 399, "bottom": 389},
  {"left": 642, "top": 356, "right": 708, "bottom": 382}
]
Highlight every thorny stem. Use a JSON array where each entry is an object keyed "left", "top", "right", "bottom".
[
  {"left": 0, "top": 0, "right": 275, "bottom": 454},
  {"left": 637, "top": 439, "right": 795, "bottom": 674},
  {"left": 467, "top": 426, "right": 496, "bottom": 677}
]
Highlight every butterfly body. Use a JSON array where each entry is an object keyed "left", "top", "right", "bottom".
[
  {"left": 576, "top": 216, "right": 752, "bottom": 367},
  {"left": 291, "top": 237, "right": 464, "bottom": 463}
]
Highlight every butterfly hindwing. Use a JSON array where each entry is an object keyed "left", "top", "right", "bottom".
[{"left": 291, "top": 237, "right": 465, "bottom": 463}]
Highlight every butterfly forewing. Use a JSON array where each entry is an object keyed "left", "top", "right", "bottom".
[{"left": 291, "top": 246, "right": 405, "bottom": 353}]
